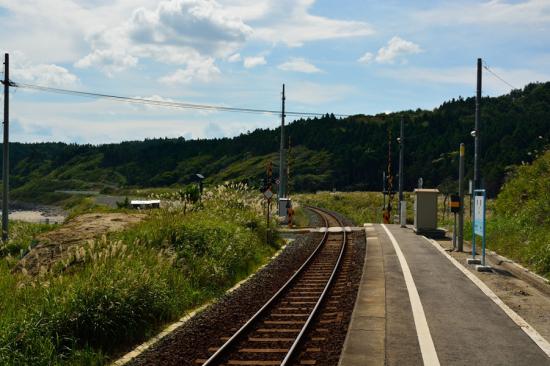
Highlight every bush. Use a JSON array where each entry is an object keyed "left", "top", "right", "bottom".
[
  {"left": 0, "top": 184, "right": 277, "bottom": 365},
  {"left": 487, "top": 150, "right": 550, "bottom": 278}
]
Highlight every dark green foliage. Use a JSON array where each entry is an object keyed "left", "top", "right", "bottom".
[
  {"left": 4, "top": 82, "right": 550, "bottom": 199},
  {"left": 116, "top": 197, "right": 131, "bottom": 209},
  {"left": 183, "top": 184, "right": 201, "bottom": 203}
]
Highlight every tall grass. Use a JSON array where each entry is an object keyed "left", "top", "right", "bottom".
[
  {"left": 485, "top": 150, "right": 550, "bottom": 278},
  {"left": 0, "top": 221, "right": 58, "bottom": 265},
  {"left": 0, "top": 183, "right": 278, "bottom": 365}
]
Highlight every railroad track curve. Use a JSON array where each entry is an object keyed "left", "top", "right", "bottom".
[{"left": 196, "top": 206, "right": 349, "bottom": 366}]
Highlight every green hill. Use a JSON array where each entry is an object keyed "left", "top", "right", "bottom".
[{"left": 4, "top": 82, "right": 550, "bottom": 202}]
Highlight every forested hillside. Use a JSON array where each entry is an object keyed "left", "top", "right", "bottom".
[{"left": 5, "top": 82, "right": 550, "bottom": 201}]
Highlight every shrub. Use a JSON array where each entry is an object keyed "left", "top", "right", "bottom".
[{"left": 0, "top": 184, "right": 277, "bottom": 364}]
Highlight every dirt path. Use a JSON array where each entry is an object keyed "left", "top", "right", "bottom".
[{"left": 14, "top": 213, "right": 145, "bottom": 276}]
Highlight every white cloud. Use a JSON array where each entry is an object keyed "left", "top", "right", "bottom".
[
  {"left": 288, "top": 81, "right": 354, "bottom": 105},
  {"left": 5, "top": 50, "right": 79, "bottom": 87},
  {"left": 9, "top": 96, "right": 278, "bottom": 143},
  {"left": 75, "top": 0, "right": 252, "bottom": 76},
  {"left": 278, "top": 58, "right": 321, "bottom": 73},
  {"left": 159, "top": 57, "right": 220, "bottom": 84},
  {"left": 130, "top": 95, "right": 178, "bottom": 111},
  {"left": 0, "top": 0, "right": 159, "bottom": 65},
  {"left": 126, "top": 0, "right": 252, "bottom": 55},
  {"left": 226, "top": 0, "right": 374, "bottom": 47},
  {"left": 227, "top": 53, "right": 241, "bottom": 62},
  {"left": 414, "top": 0, "right": 550, "bottom": 27},
  {"left": 381, "top": 66, "right": 550, "bottom": 95},
  {"left": 243, "top": 56, "right": 266, "bottom": 68},
  {"left": 75, "top": 49, "right": 138, "bottom": 76},
  {"left": 204, "top": 122, "right": 225, "bottom": 138},
  {"left": 359, "top": 36, "right": 421, "bottom": 65},
  {"left": 358, "top": 52, "right": 374, "bottom": 64},
  {"left": 376, "top": 36, "right": 421, "bottom": 63}
]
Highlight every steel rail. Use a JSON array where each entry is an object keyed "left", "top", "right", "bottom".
[
  {"left": 280, "top": 207, "right": 347, "bottom": 365},
  {"left": 201, "top": 206, "right": 331, "bottom": 366}
]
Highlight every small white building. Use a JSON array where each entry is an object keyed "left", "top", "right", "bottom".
[{"left": 130, "top": 200, "right": 161, "bottom": 209}]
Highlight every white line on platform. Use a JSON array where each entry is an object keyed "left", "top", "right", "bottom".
[
  {"left": 423, "top": 236, "right": 550, "bottom": 359},
  {"left": 381, "top": 224, "right": 440, "bottom": 366}
]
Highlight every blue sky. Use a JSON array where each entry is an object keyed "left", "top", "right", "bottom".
[{"left": 1, "top": 0, "right": 549, "bottom": 143}]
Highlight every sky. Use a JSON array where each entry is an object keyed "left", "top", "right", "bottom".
[{"left": 0, "top": 0, "right": 549, "bottom": 144}]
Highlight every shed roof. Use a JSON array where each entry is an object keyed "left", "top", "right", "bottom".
[
  {"left": 130, "top": 200, "right": 161, "bottom": 205},
  {"left": 413, "top": 189, "right": 439, "bottom": 193}
]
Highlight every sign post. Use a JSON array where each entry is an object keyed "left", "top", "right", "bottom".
[{"left": 468, "top": 189, "right": 491, "bottom": 271}]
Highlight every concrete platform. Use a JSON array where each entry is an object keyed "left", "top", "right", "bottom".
[
  {"left": 339, "top": 228, "right": 385, "bottom": 366},
  {"left": 277, "top": 226, "right": 365, "bottom": 233},
  {"left": 338, "top": 224, "right": 550, "bottom": 365}
]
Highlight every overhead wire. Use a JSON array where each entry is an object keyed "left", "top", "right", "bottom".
[
  {"left": 11, "top": 81, "right": 352, "bottom": 118},
  {"left": 482, "top": 61, "right": 518, "bottom": 90}
]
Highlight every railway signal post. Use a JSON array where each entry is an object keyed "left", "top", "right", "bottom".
[
  {"left": 278, "top": 84, "right": 286, "bottom": 202},
  {"left": 263, "top": 161, "right": 274, "bottom": 243},
  {"left": 398, "top": 116, "right": 405, "bottom": 227}
]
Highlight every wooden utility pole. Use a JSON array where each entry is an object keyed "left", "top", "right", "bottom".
[
  {"left": 2, "top": 53, "right": 9, "bottom": 242},
  {"left": 279, "top": 84, "right": 286, "bottom": 199},
  {"left": 398, "top": 117, "right": 404, "bottom": 225},
  {"left": 474, "top": 58, "right": 482, "bottom": 189}
]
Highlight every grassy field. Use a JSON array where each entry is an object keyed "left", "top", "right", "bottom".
[
  {"left": 0, "top": 183, "right": 279, "bottom": 365},
  {"left": 296, "top": 191, "right": 385, "bottom": 225}
]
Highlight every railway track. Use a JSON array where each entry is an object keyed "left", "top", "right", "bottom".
[{"left": 196, "top": 207, "right": 349, "bottom": 366}]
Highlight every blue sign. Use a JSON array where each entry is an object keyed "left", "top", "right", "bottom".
[
  {"left": 471, "top": 189, "right": 487, "bottom": 266},
  {"left": 474, "top": 193, "right": 485, "bottom": 236}
]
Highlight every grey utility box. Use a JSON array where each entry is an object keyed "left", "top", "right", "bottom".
[
  {"left": 413, "top": 189, "right": 439, "bottom": 235},
  {"left": 278, "top": 197, "right": 292, "bottom": 217}
]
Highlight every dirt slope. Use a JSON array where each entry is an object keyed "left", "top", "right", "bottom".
[{"left": 14, "top": 213, "right": 144, "bottom": 276}]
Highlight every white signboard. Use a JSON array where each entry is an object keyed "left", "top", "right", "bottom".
[
  {"left": 263, "top": 189, "right": 273, "bottom": 200},
  {"left": 474, "top": 194, "right": 485, "bottom": 236}
]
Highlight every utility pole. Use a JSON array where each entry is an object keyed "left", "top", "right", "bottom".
[
  {"left": 2, "top": 53, "right": 9, "bottom": 242},
  {"left": 474, "top": 58, "right": 482, "bottom": 190},
  {"left": 458, "top": 143, "right": 465, "bottom": 252},
  {"left": 398, "top": 117, "right": 405, "bottom": 226},
  {"left": 279, "top": 84, "right": 286, "bottom": 199}
]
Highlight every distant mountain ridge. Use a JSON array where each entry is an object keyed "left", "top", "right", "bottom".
[{"left": 5, "top": 82, "right": 550, "bottom": 202}]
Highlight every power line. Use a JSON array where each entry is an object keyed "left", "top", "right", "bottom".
[
  {"left": 11, "top": 81, "right": 352, "bottom": 118},
  {"left": 482, "top": 61, "right": 518, "bottom": 90}
]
